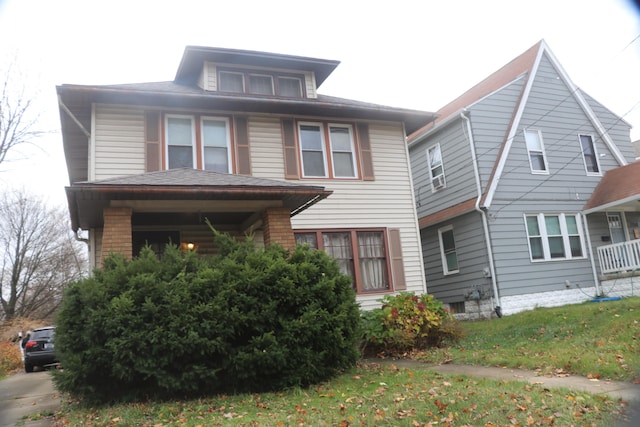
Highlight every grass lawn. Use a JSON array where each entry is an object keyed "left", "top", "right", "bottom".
[
  {"left": 418, "top": 296, "right": 640, "bottom": 382},
  {"left": 52, "top": 297, "right": 639, "bottom": 426}
]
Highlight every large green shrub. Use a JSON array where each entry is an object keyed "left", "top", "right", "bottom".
[
  {"left": 54, "top": 232, "right": 360, "bottom": 403},
  {"left": 360, "top": 292, "right": 462, "bottom": 355}
]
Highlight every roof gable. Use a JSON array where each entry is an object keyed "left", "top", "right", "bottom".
[{"left": 409, "top": 41, "right": 541, "bottom": 141}]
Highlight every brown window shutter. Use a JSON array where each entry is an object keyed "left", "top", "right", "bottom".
[
  {"left": 357, "top": 123, "right": 375, "bottom": 181},
  {"left": 388, "top": 228, "right": 406, "bottom": 290},
  {"left": 235, "top": 116, "right": 251, "bottom": 175},
  {"left": 145, "top": 111, "right": 161, "bottom": 172},
  {"left": 282, "top": 119, "right": 299, "bottom": 179}
]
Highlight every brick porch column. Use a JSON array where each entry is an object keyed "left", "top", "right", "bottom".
[
  {"left": 101, "top": 207, "right": 133, "bottom": 261},
  {"left": 262, "top": 207, "right": 295, "bottom": 250}
]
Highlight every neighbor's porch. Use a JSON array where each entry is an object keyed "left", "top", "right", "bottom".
[{"left": 597, "top": 239, "right": 640, "bottom": 275}]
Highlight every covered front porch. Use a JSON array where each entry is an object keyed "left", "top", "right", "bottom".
[
  {"left": 584, "top": 161, "right": 640, "bottom": 279},
  {"left": 66, "top": 168, "right": 332, "bottom": 268}
]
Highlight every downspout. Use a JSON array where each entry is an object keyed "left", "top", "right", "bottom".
[
  {"left": 74, "top": 228, "right": 89, "bottom": 245},
  {"left": 461, "top": 111, "right": 502, "bottom": 314},
  {"left": 582, "top": 214, "right": 602, "bottom": 296}
]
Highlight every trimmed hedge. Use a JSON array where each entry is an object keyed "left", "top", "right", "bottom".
[{"left": 54, "top": 232, "right": 360, "bottom": 403}]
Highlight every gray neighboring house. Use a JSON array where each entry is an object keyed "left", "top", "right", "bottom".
[{"left": 408, "top": 40, "right": 637, "bottom": 318}]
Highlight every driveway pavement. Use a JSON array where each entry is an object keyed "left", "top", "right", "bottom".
[{"left": 0, "top": 370, "right": 60, "bottom": 427}]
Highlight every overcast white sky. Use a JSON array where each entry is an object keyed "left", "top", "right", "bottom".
[{"left": 1, "top": 0, "right": 639, "bottom": 207}]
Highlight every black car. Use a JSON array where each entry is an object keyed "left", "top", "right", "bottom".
[{"left": 24, "top": 326, "right": 58, "bottom": 372}]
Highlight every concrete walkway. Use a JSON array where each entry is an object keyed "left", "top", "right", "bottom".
[
  {"left": 2, "top": 361, "right": 639, "bottom": 426},
  {"left": 370, "top": 358, "right": 640, "bottom": 402}
]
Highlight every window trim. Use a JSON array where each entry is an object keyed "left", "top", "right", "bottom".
[
  {"left": 524, "top": 129, "right": 549, "bottom": 174},
  {"left": 578, "top": 133, "right": 601, "bottom": 176},
  {"left": 297, "top": 121, "right": 360, "bottom": 180},
  {"left": 438, "top": 225, "right": 459, "bottom": 275},
  {"left": 163, "top": 113, "right": 235, "bottom": 172},
  {"left": 524, "top": 213, "right": 586, "bottom": 262},
  {"left": 200, "top": 116, "right": 232, "bottom": 173},
  {"left": 293, "top": 228, "right": 393, "bottom": 294},
  {"left": 328, "top": 123, "right": 357, "bottom": 178},
  {"left": 427, "top": 143, "right": 446, "bottom": 192},
  {"left": 248, "top": 73, "right": 275, "bottom": 95},
  {"left": 298, "top": 121, "right": 329, "bottom": 178},
  {"left": 218, "top": 71, "right": 245, "bottom": 93},
  {"left": 165, "top": 114, "right": 197, "bottom": 169}
]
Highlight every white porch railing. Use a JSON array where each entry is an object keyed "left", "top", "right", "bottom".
[{"left": 597, "top": 239, "right": 640, "bottom": 274}]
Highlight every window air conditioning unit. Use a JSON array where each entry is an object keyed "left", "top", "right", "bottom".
[{"left": 432, "top": 175, "right": 445, "bottom": 189}]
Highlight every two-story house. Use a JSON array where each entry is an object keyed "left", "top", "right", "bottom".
[
  {"left": 57, "top": 46, "right": 436, "bottom": 309},
  {"left": 408, "top": 40, "right": 636, "bottom": 318}
]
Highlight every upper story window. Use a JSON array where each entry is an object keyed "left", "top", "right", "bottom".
[
  {"left": 248, "top": 74, "right": 274, "bottom": 95},
  {"left": 579, "top": 134, "right": 601, "bottom": 175},
  {"left": 218, "top": 68, "right": 304, "bottom": 98},
  {"left": 202, "top": 117, "right": 232, "bottom": 173},
  {"left": 167, "top": 116, "right": 196, "bottom": 169},
  {"left": 298, "top": 122, "right": 357, "bottom": 179},
  {"left": 524, "top": 129, "right": 548, "bottom": 174},
  {"left": 438, "top": 225, "right": 459, "bottom": 275},
  {"left": 219, "top": 71, "right": 244, "bottom": 93},
  {"left": 525, "top": 213, "right": 585, "bottom": 261},
  {"left": 278, "top": 77, "right": 302, "bottom": 97},
  {"left": 427, "top": 143, "right": 446, "bottom": 191},
  {"left": 165, "top": 115, "right": 231, "bottom": 173}
]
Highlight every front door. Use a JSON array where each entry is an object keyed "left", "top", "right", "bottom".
[{"left": 607, "top": 213, "right": 626, "bottom": 243}]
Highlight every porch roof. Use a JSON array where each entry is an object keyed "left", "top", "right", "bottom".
[
  {"left": 583, "top": 161, "right": 640, "bottom": 214},
  {"left": 66, "top": 168, "right": 332, "bottom": 231}
]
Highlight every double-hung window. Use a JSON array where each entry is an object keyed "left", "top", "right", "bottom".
[
  {"left": 427, "top": 144, "right": 446, "bottom": 191},
  {"left": 524, "top": 129, "right": 548, "bottom": 173},
  {"left": 166, "top": 115, "right": 231, "bottom": 172},
  {"left": 329, "top": 125, "right": 357, "bottom": 177},
  {"left": 438, "top": 225, "right": 459, "bottom": 274},
  {"left": 298, "top": 122, "right": 357, "bottom": 178},
  {"left": 579, "top": 134, "right": 600, "bottom": 175},
  {"left": 525, "top": 213, "right": 585, "bottom": 261},
  {"left": 201, "top": 117, "right": 231, "bottom": 173},
  {"left": 166, "top": 116, "right": 196, "bottom": 169},
  {"left": 294, "top": 229, "right": 391, "bottom": 293},
  {"left": 299, "top": 123, "right": 328, "bottom": 177}
]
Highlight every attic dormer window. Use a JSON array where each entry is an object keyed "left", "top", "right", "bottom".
[
  {"left": 217, "top": 68, "right": 304, "bottom": 98},
  {"left": 219, "top": 71, "right": 244, "bottom": 93}
]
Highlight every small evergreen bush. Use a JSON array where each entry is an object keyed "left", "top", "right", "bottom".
[
  {"left": 360, "top": 292, "right": 462, "bottom": 355},
  {"left": 54, "top": 231, "right": 360, "bottom": 403}
]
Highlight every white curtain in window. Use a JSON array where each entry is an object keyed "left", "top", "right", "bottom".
[
  {"left": 322, "top": 233, "right": 354, "bottom": 286},
  {"left": 357, "top": 232, "right": 388, "bottom": 290}
]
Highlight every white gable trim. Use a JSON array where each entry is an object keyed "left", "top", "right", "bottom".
[
  {"left": 543, "top": 44, "right": 627, "bottom": 167},
  {"left": 483, "top": 40, "right": 627, "bottom": 208},
  {"left": 483, "top": 45, "right": 544, "bottom": 208}
]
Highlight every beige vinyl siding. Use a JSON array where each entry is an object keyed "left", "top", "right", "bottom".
[
  {"left": 204, "top": 62, "right": 217, "bottom": 91},
  {"left": 303, "top": 71, "right": 317, "bottom": 98},
  {"left": 94, "top": 106, "right": 145, "bottom": 180},
  {"left": 248, "top": 117, "right": 287, "bottom": 179},
  {"left": 289, "top": 122, "right": 426, "bottom": 310}
]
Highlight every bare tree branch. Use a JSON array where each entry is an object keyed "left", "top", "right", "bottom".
[
  {"left": 0, "top": 58, "right": 49, "bottom": 166},
  {"left": 0, "top": 189, "right": 88, "bottom": 321}
]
